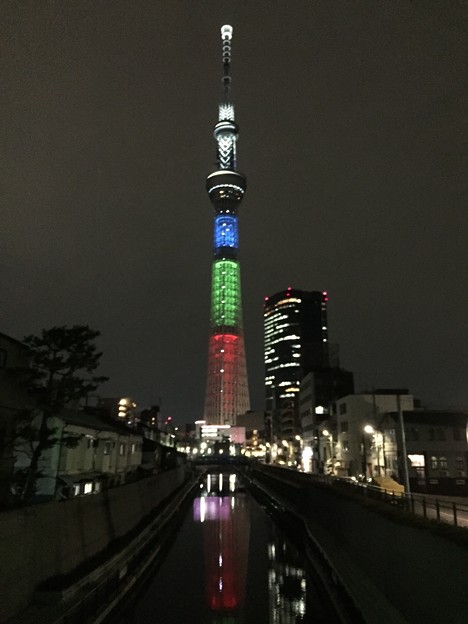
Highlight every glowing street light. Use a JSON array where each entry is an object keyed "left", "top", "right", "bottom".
[
  {"left": 321, "top": 429, "right": 335, "bottom": 475},
  {"left": 362, "top": 425, "right": 386, "bottom": 478}
]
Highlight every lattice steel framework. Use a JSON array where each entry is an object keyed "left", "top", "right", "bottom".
[{"left": 203, "top": 25, "right": 250, "bottom": 425}]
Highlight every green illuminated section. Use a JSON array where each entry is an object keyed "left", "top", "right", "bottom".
[{"left": 211, "top": 259, "right": 241, "bottom": 327}]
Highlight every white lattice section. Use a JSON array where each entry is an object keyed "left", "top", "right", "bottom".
[
  {"left": 219, "top": 103, "right": 235, "bottom": 121},
  {"left": 218, "top": 135, "right": 234, "bottom": 169}
]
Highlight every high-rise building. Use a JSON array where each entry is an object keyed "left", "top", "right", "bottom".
[
  {"left": 203, "top": 26, "right": 250, "bottom": 425},
  {"left": 264, "top": 288, "right": 353, "bottom": 438}
]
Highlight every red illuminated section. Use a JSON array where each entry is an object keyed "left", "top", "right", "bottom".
[
  {"left": 204, "top": 333, "right": 249, "bottom": 425},
  {"left": 201, "top": 496, "right": 250, "bottom": 613}
]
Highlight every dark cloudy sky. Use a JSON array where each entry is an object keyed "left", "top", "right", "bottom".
[{"left": 2, "top": 1, "right": 467, "bottom": 422}]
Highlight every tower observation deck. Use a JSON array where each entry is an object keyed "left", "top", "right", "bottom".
[{"left": 203, "top": 25, "right": 250, "bottom": 425}]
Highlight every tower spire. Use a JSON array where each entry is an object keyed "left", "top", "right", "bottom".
[
  {"left": 221, "top": 24, "right": 233, "bottom": 101},
  {"left": 214, "top": 25, "right": 238, "bottom": 169}
]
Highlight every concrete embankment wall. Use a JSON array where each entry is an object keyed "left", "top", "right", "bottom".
[
  {"left": 0, "top": 467, "right": 188, "bottom": 622},
  {"left": 252, "top": 465, "right": 468, "bottom": 624}
]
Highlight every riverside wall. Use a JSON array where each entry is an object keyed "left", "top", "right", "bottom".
[
  {"left": 251, "top": 465, "right": 468, "bottom": 624},
  {"left": 0, "top": 467, "right": 189, "bottom": 622}
]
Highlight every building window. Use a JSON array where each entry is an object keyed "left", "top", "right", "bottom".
[
  {"left": 119, "top": 443, "right": 126, "bottom": 456},
  {"left": 456, "top": 457, "right": 464, "bottom": 471},
  {"left": 340, "top": 421, "right": 348, "bottom": 433},
  {"left": 342, "top": 440, "right": 349, "bottom": 452},
  {"left": 436, "top": 429, "right": 446, "bottom": 441},
  {"left": 431, "top": 456, "right": 438, "bottom": 470},
  {"left": 410, "top": 428, "right": 419, "bottom": 441},
  {"left": 415, "top": 466, "right": 425, "bottom": 479},
  {"left": 103, "top": 442, "right": 112, "bottom": 455},
  {"left": 131, "top": 443, "right": 136, "bottom": 454},
  {"left": 439, "top": 457, "right": 448, "bottom": 470},
  {"left": 453, "top": 427, "right": 464, "bottom": 441},
  {"left": 339, "top": 403, "right": 347, "bottom": 415}
]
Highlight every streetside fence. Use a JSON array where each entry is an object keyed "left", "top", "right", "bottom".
[
  {"left": 252, "top": 466, "right": 468, "bottom": 529},
  {"left": 327, "top": 476, "right": 468, "bottom": 529}
]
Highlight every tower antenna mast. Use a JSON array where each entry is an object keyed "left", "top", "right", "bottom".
[{"left": 221, "top": 24, "right": 233, "bottom": 101}]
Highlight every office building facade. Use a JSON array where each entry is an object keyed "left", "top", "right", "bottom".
[{"left": 264, "top": 288, "right": 353, "bottom": 439}]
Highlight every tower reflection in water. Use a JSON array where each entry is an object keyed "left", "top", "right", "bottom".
[
  {"left": 193, "top": 472, "right": 250, "bottom": 622},
  {"left": 193, "top": 472, "right": 309, "bottom": 624},
  {"left": 267, "top": 531, "right": 308, "bottom": 623}
]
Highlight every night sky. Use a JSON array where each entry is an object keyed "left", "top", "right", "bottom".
[{"left": 2, "top": 1, "right": 467, "bottom": 423}]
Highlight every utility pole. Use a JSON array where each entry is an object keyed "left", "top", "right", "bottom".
[{"left": 397, "top": 394, "right": 411, "bottom": 494}]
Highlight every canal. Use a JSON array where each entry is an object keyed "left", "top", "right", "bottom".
[{"left": 115, "top": 468, "right": 344, "bottom": 623}]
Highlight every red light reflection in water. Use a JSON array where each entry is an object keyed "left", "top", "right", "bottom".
[{"left": 193, "top": 475, "right": 250, "bottom": 614}]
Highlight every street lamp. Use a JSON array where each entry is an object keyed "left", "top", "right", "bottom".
[
  {"left": 363, "top": 425, "right": 386, "bottom": 477},
  {"left": 321, "top": 429, "right": 335, "bottom": 475}
]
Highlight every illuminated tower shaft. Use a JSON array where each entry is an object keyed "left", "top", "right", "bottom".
[{"left": 204, "top": 25, "right": 250, "bottom": 425}]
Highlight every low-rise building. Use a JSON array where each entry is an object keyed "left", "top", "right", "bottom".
[
  {"left": 237, "top": 411, "right": 267, "bottom": 459},
  {"left": 13, "top": 408, "right": 144, "bottom": 500},
  {"left": 330, "top": 390, "right": 414, "bottom": 477},
  {"left": 380, "top": 410, "right": 468, "bottom": 495},
  {"left": 55, "top": 410, "right": 143, "bottom": 497},
  {"left": 98, "top": 396, "right": 139, "bottom": 427}
]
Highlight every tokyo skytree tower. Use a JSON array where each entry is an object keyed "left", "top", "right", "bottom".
[{"left": 203, "top": 25, "right": 250, "bottom": 425}]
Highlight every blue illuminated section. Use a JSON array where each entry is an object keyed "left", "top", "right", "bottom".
[{"left": 214, "top": 215, "right": 238, "bottom": 250}]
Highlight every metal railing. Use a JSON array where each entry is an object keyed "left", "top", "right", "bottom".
[
  {"left": 252, "top": 466, "right": 468, "bottom": 529},
  {"left": 330, "top": 477, "right": 468, "bottom": 528}
]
